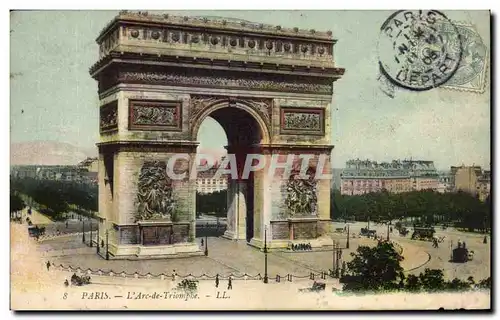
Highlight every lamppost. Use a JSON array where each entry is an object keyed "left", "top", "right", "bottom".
[
  {"left": 336, "top": 246, "right": 342, "bottom": 278},
  {"left": 387, "top": 221, "right": 391, "bottom": 242},
  {"left": 204, "top": 223, "right": 208, "bottom": 256},
  {"left": 89, "top": 216, "right": 93, "bottom": 247},
  {"left": 346, "top": 224, "right": 350, "bottom": 249},
  {"left": 105, "top": 229, "right": 109, "bottom": 260},
  {"left": 331, "top": 238, "right": 336, "bottom": 277},
  {"left": 82, "top": 219, "right": 86, "bottom": 243},
  {"left": 263, "top": 226, "right": 269, "bottom": 284},
  {"left": 96, "top": 220, "right": 100, "bottom": 254}
]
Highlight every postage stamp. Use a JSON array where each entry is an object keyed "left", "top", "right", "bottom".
[
  {"left": 440, "top": 22, "right": 489, "bottom": 93},
  {"left": 9, "top": 10, "right": 491, "bottom": 311}
]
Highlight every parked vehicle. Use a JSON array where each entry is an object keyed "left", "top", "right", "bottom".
[{"left": 411, "top": 226, "right": 435, "bottom": 241}]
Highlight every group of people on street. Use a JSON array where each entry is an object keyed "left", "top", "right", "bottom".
[
  {"left": 290, "top": 243, "right": 312, "bottom": 251},
  {"left": 215, "top": 274, "right": 232, "bottom": 290}
]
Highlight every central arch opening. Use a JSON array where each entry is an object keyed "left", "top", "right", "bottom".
[{"left": 195, "top": 103, "right": 266, "bottom": 242}]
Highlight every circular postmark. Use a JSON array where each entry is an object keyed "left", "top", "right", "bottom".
[{"left": 378, "top": 10, "right": 463, "bottom": 91}]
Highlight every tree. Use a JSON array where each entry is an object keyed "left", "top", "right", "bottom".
[
  {"left": 340, "top": 242, "right": 404, "bottom": 291},
  {"left": 340, "top": 241, "right": 489, "bottom": 293},
  {"left": 329, "top": 189, "right": 490, "bottom": 233},
  {"left": 10, "top": 192, "right": 25, "bottom": 213},
  {"left": 477, "top": 277, "right": 491, "bottom": 289},
  {"left": 196, "top": 190, "right": 227, "bottom": 217},
  {"left": 418, "top": 268, "right": 445, "bottom": 291}
]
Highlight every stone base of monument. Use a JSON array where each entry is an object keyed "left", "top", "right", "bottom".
[
  {"left": 248, "top": 237, "right": 332, "bottom": 251},
  {"left": 246, "top": 217, "right": 334, "bottom": 250},
  {"left": 221, "top": 230, "right": 246, "bottom": 241},
  {"left": 106, "top": 242, "right": 204, "bottom": 260}
]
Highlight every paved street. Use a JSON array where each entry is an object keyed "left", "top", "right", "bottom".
[
  {"left": 20, "top": 206, "right": 98, "bottom": 236},
  {"left": 25, "top": 218, "right": 490, "bottom": 283}
]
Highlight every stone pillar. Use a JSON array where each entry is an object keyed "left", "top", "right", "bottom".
[
  {"left": 236, "top": 181, "right": 248, "bottom": 240},
  {"left": 223, "top": 180, "right": 236, "bottom": 238},
  {"left": 223, "top": 146, "right": 252, "bottom": 241},
  {"left": 248, "top": 153, "right": 273, "bottom": 248},
  {"left": 223, "top": 180, "right": 247, "bottom": 240}
]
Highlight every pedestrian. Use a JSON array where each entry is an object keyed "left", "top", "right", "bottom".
[
  {"left": 46, "top": 261, "right": 50, "bottom": 271},
  {"left": 64, "top": 279, "right": 69, "bottom": 287},
  {"left": 201, "top": 238, "right": 204, "bottom": 247},
  {"left": 227, "top": 276, "right": 232, "bottom": 290},
  {"left": 215, "top": 274, "right": 219, "bottom": 288},
  {"left": 172, "top": 269, "right": 176, "bottom": 281}
]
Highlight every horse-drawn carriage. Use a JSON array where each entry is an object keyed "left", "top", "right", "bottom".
[
  {"left": 360, "top": 228, "right": 377, "bottom": 238},
  {"left": 399, "top": 227, "right": 409, "bottom": 237},
  {"left": 411, "top": 226, "right": 436, "bottom": 241},
  {"left": 71, "top": 273, "right": 91, "bottom": 286},
  {"left": 299, "top": 281, "right": 326, "bottom": 292},
  {"left": 28, "top": 226, "right": 46, "bottom": 238}
]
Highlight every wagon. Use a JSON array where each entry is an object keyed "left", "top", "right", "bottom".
[
  {"left": 411, "top": 227, "right": 435, "bottom": 241},
  {"left": 360, "top": 228, "right": 377, "bottom": 238}
]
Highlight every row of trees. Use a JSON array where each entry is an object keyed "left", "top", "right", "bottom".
[
  {"left": 196, "top": 190, "right": 227, "bottom": 217},
  {"left": 331, "top": 190, "right": 491, "bottom": 232},
  {"left": 341, "top": 242, "right": 491, "bottom": 292},
  {"left": 11, "top": 177, "right": 229, "bottom": 220},
  {"left": 10, "top": 178, "right": 98, "bottom": 221}
]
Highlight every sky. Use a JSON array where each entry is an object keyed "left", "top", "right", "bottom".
[{"left": 9, "top": 10, "right": 491, "bottom": 170}]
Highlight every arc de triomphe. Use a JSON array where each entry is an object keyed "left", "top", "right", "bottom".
[{"left": 90, "top": 11, "right": 344, "bottom": 258}]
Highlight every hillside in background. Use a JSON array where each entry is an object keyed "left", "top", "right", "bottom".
[{"left": 10, "top": 141, "right": 97, "bottom": 166}]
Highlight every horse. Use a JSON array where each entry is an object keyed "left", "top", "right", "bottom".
[{"left": 435, "top": 236, "right": 446, "bottom": 243}]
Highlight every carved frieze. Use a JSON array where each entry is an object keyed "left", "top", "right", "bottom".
[
  {"left": 115, "top": 21, "right": 334, "bottom": 62},
  {"left": 280, "top": 107, "right": 325, "bottom": 135},
  {"left": 245, "top": 98, "right": 272, "bottom": 127},
  {"left": 189, "top": 95, "right": 227, "bottom": 127},
  {"left": 129, "top": 100, "right": 182, "bottom": 131},
  {"left": 118, "top": 71, "right": 333, "bottom": 94},
  {"left": 135, "top": 161, "right": 176, "bottom": 222},
  {"left": 284, "top": 168, "right": 318, "bottom": 218},
  {"left": 100, "top": 101, "right": 118, "bottom": 133}
]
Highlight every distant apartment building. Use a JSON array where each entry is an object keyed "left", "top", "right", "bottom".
[
  {"left": 437, "top": 173, "right": 453, "bottom": 193},
  {"left": 10, "top": 163, "right": 97, "bottom": 185},
  {"left": 78, "top": 157, "right": 99, "bottom": 172},
  {"left": 196, "top": 167, "right": 228, "bottom": 194},
  {"left": 340, "top": 159, "right": 439, "bottom": 195},
  {"left": 452, "top": 165, "right": 491, "bottom": 201}
]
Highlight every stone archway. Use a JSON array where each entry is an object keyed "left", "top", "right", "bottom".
[
  {"left": 90, "top": 11, "right": 344, "bottom": 258},
  {"left": 191, "top": 96, "right": 272, "bottom": 241},
  {"left": 191, "top": 98, "right": 271, "bottom": 243}
]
